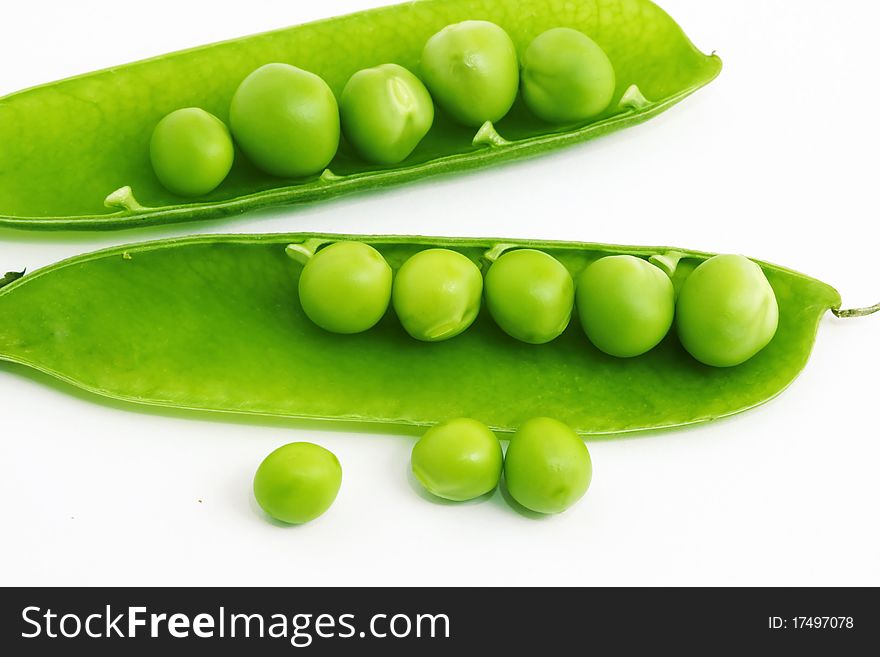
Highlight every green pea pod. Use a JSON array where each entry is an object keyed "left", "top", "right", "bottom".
[
  {"left": 1, "top": 233, "right": 874, "bottom": 436},
  {"left": 0, "top": 0, "right": 720, "bottom": 230}
]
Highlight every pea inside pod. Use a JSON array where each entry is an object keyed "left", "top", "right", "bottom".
[
  {"left": 576, "top": 255, "right": 674, "bottom": 358},
  {"left": 392, "top": 248, "right": 483, "bottom": 342},
  {"left": 149, "top": 108, "right": 234, "bottom": 197},
  {"left": 521, "top": 27, "right": 616, "bottom": 123},
  {"left": 229, "top": 63, "right": 340, "bottom": 178},
  {"left": 0, "top": 0, "right": 721, "bottom": 229},
  {"left": 340, "top": 64, "right": 434, "bottom": 165},
  {"left": 420, "top": 20, "right": 520, "bottom": 127},
  {"left": 484, "top": 249, "right": 575, "bottom": 344},
  {"left": 296, "top": 241, "right": 392, "bottom": 334},
  {"left": 676, "top": 254, "right": 779, "bottom": 367},
  {"left": 1, "top": 233, "right": 864, "bottom": 436}
]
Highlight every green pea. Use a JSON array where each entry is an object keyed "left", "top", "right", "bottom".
[
  {"left": 521, "top": 28, "right": 616, "bottom": 124},
  {"left": 149, "top": 108, "right": 234, "bottom": 196},
  {"left": 485, "top": 249, "right": 574, "bottom": 344},
  {"left": 392, "top": 248, "right": 482, "bottom": 341},
  {"left": 253, "top": 442, "right": 342, "bottom": 524},
  {"left": 298, "top": 241, "right": 392, "bottom": 334},
  {"left": 576, "top": 255, "right": 674, "bottom": 358},
  {"left": 340, "top": 64, "right": 434, "bottom": 165},
  {"left": 504, "top": 417, "right": 592, "bottom": 514},
  {"left": 229, "top": 63, "right": 339, "bottom": 177},
  {"left": 420, "top": 20, "right": 519, "bottom": 127},
  {"left": 676, "top": 254, "right": 779, "bottom": 367},
  {"left": 412, "top": 418, "right": 503, "bottom": 501}
]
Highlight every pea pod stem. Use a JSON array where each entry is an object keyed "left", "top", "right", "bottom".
[
  {"left": 832, "top": 302, "right": 880, "bottom": 318},
  {"left": 319, "top": 169, "right": 343, "bottom": 183},
  {"left": 104, "top": 186, "right": 149, "bottom": 213},
  {"left": 482, "top": 243, "right": 519, "bottom": 263},
  {"left": 472, "top": 122, "right": 511, "bottom": 148},
  {"left": 648, "top": 251, "right": 685, "bottom": 277},
  {"left": 285, "top": 238, "right": 332, "bottom": 265},
  {"left": 618, "top": 84, "right": 651, "bottom": 112}
]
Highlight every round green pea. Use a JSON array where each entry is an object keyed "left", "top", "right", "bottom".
[
  {"left": 676, "top": 254, "right": 779, "bottom": 367},
  {"left": 392, "top": 249, "right": 483, "bottom": 342},
  {"left": 253, "top": 442, "right": 342, "bottom": 524},
  {"left": 341, "top": 64, "right": 434, "bottom": 165},
  {"left": 521, "top": 28, "right": 616, "bottom": 124},
  {"left": 576, "top": 255, "right": 674, "bottom": 357},
  {"left": 504, "top": 417, "right": 592, "bottom": 514},
  {"left": 412, "top": 418, "right": 503, "bottom": 501},
  {"left": 484, "top": 249, "right": 574, "bottom": 344},
  {"left": 229, "top": 63, "right": 339, "bottom": 177},
  {"left": 149, "top": 108, "right": 234, "bottom": 196},
  {"left": 420, "top": 20, "right": 519, "bottom": 127},
  {"left": 298, "top": 241, "right": 392, "bottom": 334}
]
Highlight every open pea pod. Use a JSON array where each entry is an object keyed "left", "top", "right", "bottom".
[
  {"left": 0, "top": 0, "right": 720, "bottom": 230},
  {"left": 2, "top": 233, "right": 870, "bottom": 436}
]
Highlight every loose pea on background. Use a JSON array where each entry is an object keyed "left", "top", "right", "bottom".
[
  {"left": 253, "top": 442, "right": 343, "bottom": 524},
  {"left": 411, "top": 418, "right": 503, "bottom": 501},
  {"left": 504, "top": 417, "right": 592, "bottom": 514}
]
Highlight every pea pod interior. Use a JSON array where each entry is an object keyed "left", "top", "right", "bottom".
[
  {"left": 0, "top": 233, "right": 841, "bottom": 435},
  {"left": 0, "top": 0, "right": 720, "bottom": 229}
]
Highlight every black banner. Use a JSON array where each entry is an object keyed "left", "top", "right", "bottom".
[{"left": 0, "top": 587, "right": 874, "bottom": 654}]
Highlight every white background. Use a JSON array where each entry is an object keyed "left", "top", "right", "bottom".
[{"left": 0, "top": 1, "right": 877, "bottom": 586}]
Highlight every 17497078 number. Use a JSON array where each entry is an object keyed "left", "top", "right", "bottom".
[{"left": 768, "top": 617, "right": 855, "bottom": 630}]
